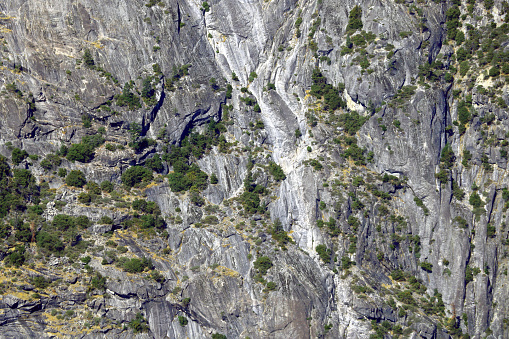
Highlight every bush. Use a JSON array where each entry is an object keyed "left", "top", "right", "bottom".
[
  {"left": 210, "top": 173, "right": 218, "bottom": 184},
  {"left": 100, "top": 181, "right": 114, "bottom": 193},
  {"left": 31, "top": 276, "right": 51, "bottom": 290},
  {"left": 12, "top": 148, "right": 28, "bottom": 165},
  {"left": 178, "top": 315, "right": 188, "bottom": 326},
  {"left": 81, "top": 256, "right": 91, "bottom": 264},
  {"left": 469, "top": 192, "right": 483, "bottom": 208},
  {"left": 58, "top": 168, "right": 67, "bottom": 178},
  {"left": 36, "top": 231, "right": 65, "bottom": 253},
  {"left": 202, "top": 215, "right": 219, "bottom": 224},
  {"left": 346, "top": 5, "right": 363, "bottom": 32},
  {"left": 254, "top": 256, "right": 273, "bottom": 275},
  {"left": 339, "top": 111, "right": 367, "bottom": 135},
  {"left": 268, "top": 162, "right": 286, "bottom": 181},
  {"left": 489, "top": 66, "right": 500, "bottom": 77},
  {"left": 78, "top": 192, "right": 92, "bottom": 204},
  {"left": 145, "top": 154, "right": 164, "bottom": 172},
  {"left": 117, "top": 82, "right": 141, "bottom": 109},
  {"left": 212, "top": 334, "right": 227, "bottom": 339},
  {"left": 98, "top": 216, "right": 113, "bottom": 224},
  {"left": 120, "top": 257, "right": 153, "bottom": 273},
  {"left": 316, "top": 244, "right": 332, "bottom": 263},
  {"left": 66, "top": 143, "right": 94, "bottom": 162},
  {"left": 89, "top": 273, "right": 107, "bottom": 291},
  {"left": 140, "top": 214, "right": 165, "bottom": 229},
  {"left": 390, "top": 269, "right": 406, "bottom": 281},
  {"left": 121, "top": 166, "right": 153, "bottom": 188},
  {"left": 75, "top": 215, "right": 91, "bottom": 228},
  {"left": 66, "top": 170, "right": 87, "bottom": 187},
  {"left": 266, "top": 281, "right": 277, "bottom": 291},
  {"left": 83, "top": 49, "right": 95, "bottom": 67},
  {"left": 128, "top": 313, "right": 149, "bottom": 334},
  {"left": 310, "top": 68, "right": 346, "bottom": 111},
  {"left": 82, "top": 114, "right": 92, "bottom": 128},
  {"left": 420, "top": 261, "right": 433, "bottom": 273},
  {"left": 40, "top": 154, "right": 62, "bottom": 171},
  {"left": 4, "top": 245, "right": 25, "bottom": 267}
]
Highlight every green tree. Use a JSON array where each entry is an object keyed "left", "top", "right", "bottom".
[
  {"left": 66, "top": 170, "right": 87, "bottom": 187},
  {"left": 268, "top": 162, "right": 286, "bottom": 181},
  {"left": 253, "top": 256, "right": 273, "bottom": 275},
  {"left": 210, "top": 173, "right": 218, "bottom": 184},
  {"left": 316, "top": 244, "right": 332, "bottom": 263},
  {"left": 128, "top": 313, "right": 149, "bottom": 333},
  {"left": 66, "top": 143, "right": 94, "bottom": 162},
  {"left": 36, "top": 231, "right": 65, "bottom": 253},
  {"left": 346, "top": 6, "right": 363, "bottom": 31},
  {"left": 100, "top": 181, "right": 114, "bottom": 193},
  {"left": 83, "top": 49, "right": 95, "bottom": 68},
  {"left": 469, "top": 192, "right": 483, "bottom": 208},
  {"left": 121, "top": 166, "right": 153, "bottom": 188},
  {"left": 11, "top": 148, "right": 28, "bottom": 165}
]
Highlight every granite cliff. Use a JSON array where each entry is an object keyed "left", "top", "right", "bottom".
[{"left": 0, "top": 0, "right": 508, "bottom": 338}]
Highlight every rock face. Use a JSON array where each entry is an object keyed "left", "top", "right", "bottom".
[{"left": 0, "top": 0, "right": 509, "bottom": 338}]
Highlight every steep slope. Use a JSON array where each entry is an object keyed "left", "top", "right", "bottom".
[{"left": 0, "top": 0, "right": 508, "bottom": 338}]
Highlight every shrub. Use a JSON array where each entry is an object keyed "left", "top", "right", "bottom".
[
  {"left": 268, "top": 162, "right": 286, "bottom": 181},
  {"left": 58, "top": 168, "right": 67, "bottom": 178},
  {"left": 145, "top": 154, "right": 164, "bottom": 172},
  {"left": 66, "top": 143, "right": 94, "bottom": 162},
  {"left": 66, "top": 170, "right": 87, "bottom": 187},
  {"left": 40, "top": 154, "right": 62, "bottom": 171},
  {"left": 12, "top": 148, "right": 28, "bottom": 165},
  {"left": 469, "top": 192, "right": 483, "bottom": 208},
  {"left": 128, "top": 313, "right": 149, "bottom": 334},
  {"left": 81, "top": 256, "right": 91, "bottom": 264},
  {"left": 120, "top": 257, "right": 153, "bottom": 273},
  {"left": 270, "top": 219, "right": 293, "bottom": 247},
  {"left": 140, "top": 214, "right": 165, "bottom": 229},
  {"left": 266, "top": 281, "right": 277, "bottom": 291},
  {"left": 31, "top": 276, "right": 50, "bottom": 290},
  {"left": 117, "top": 82, "right": 141, "bottom": 109},
  {"left": 339, "top": 111, "right": 367, "bottom": 135},
  {"left": 341, "top": 256, "right": 354, "bottom": 270},
  {"left": 390, "top": 269, "right": 406, "bottom": 281},
  {"left": 202, "top": 215, "right": 219, "bottom": 224},
  {"left": 121, "top": 166, "right": 153, "bottom": 188},
  {"left": 75, "top": 215, "right": 91, "bottom": 228},
  {"left": 98, "top": 216, "right": 113, "bottom": 224},
  {"left": 489, "top": 66, "right": 500, "bottom": 77},
  {"left": 83, "top": 49, "right": 95, "bottom": 68},
  {"left": 36, "top": 231, "right": 65, "bottom": 253},
  {"left": 454, "top": 216, "right": 468, "bottom": 229},
  {"left": 248, "top": 71, "right": 258, "bottom": 82},
  {"left": 52, "top": 214, "right": 75, "bottom": 230},
  {"left": 210, "top": 173, "right": 218, "bottom": 184},
  {"left": 420, "top": 261, "right": 433, "bottom": 273},
  {"left": 82, "top": 114, "right": 92, "bottom": 128},
  {"left": 4, "top": 245, "right": 25, "bottom": 267},
  {"left": 347, "top": 5, "right": 363, "bottom": 32},
  {"left": 78, "top": 192, "right": 92, "bottom": 204},
  {"left": 100, "top": 181, "right": 114, "bottom": 193},
  {"left": 254, "top": 256, "right": 273, "bottom": 275},
  {"left": 85, "top": 181, "right": 101, "bottom": 195},
  {"left": 178, "top": 316, "right": 188, "bottom": 326},
  {"left": 310, "top": 68, "right": 346, "bottom": 111},
  {"left": 316, "top": 244, "right": 332, "bottom": 263},
  {"left": 440, "top": 143, "right": 455, "bottom": 169}
]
